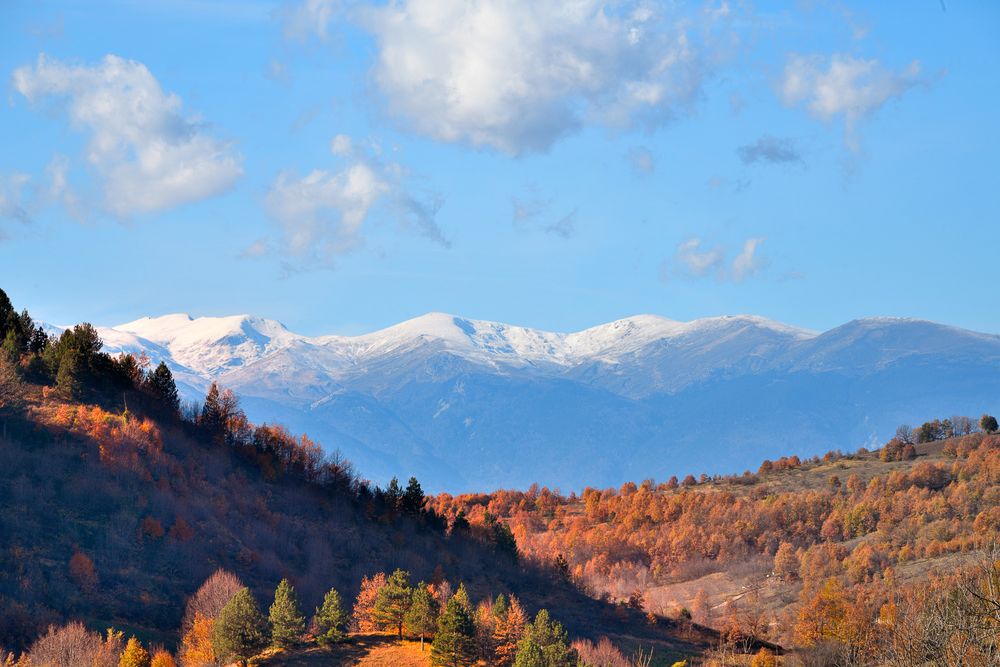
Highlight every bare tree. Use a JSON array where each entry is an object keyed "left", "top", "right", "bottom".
[
  {"left": 27, "top": 623, "right": 123, "bottom": 667},
  {"left": 182, "top": 569, "right": 245, "bottom": 633},
  {"left": 895, "top": 424, "right": 914, "bottom": 445}
]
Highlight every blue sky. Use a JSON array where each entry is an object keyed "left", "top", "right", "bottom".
[{"left": 1, "top": 0, "right": 998, "bottom": 336}]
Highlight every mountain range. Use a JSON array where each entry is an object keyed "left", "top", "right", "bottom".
[{"left": 62, "top": 312, "right": 1000, "bottom": 492}]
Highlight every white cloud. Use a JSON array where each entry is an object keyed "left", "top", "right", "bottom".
[
  {"left": 282, "top": 0, "right": 340, "bottom": 40},
  {"left": 13, "top": 53, "right": 243, "bottom": 217},
  {"left": 674, "top": 237, "right": 725, "bottom": 277},
  {"left": 779, "top": 53, "right": 923, "bottom": 151},
  {"left": 665, "top": 236, "right": 766, "bottom": 282},
  {"left": 361, "top": 0, "right": 716, "bottom": 154},
  {"left": 511, "top": 188, "right": 576, "bottom": 238},
  {"left": 737, "top": 136, "right": 802, "bottom": 165},
  {"left": 330, "top": 134, "right": 353, "bottom": 156},
  {"left": 265, "top": 137, "right": 447, "bottom": 264},
  {"left": 731, "top": 237, "right": 765, "bottom": 282}
]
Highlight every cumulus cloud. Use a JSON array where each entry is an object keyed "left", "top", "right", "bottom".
[
  {"left": 737, "top": 135, "right": 802, "bottom": 165},
  {"left": 664, "top": 236, "right": 766, "bottom": 282},
  {"left": 265, "top": 136, "right": 447, "bottom": 264},
  {"left": 627, "top": 145, "right": 656, "bottom": 174},
  {"left": 13, "top": 53, "right": 243, "bottom": 217},
  {"left": 360, "top": 0, "right": 718, "bottom": 154},
  {"left": 779, "top": 53, "right": 923, "bottom": 151}
]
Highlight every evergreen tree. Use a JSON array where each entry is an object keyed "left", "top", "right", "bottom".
[
  {"left": 384, "top": 477, "right": 404, "bottom": 511},
  {"left": 405, "top": 583, "right": 440, "bottom": 651},
  {"left": 312, "top": 588, "right": 349, "bottom": 646},
  {"left": 431, "top": 594, "right": 476, "bottom": 667},
  {"left": 200, "top": 382, "right": 223, "bottom": 436},
  {"left": 401, "top": 476, "right": 425, "bottom": 515},
  {"left": 119, "top": 636, "right": 151, "bottom": 667},
  {"left": 513, "top": 610, "right": 576, "bottom": 667},
  {"left": 55, "top": 352, "right": 82, "bottom": 399},
  {"left": 212, "top": 587, "right": 268, "bottom": 665},
  {"left": 373, "top": 568, "right": 414, "bottom": 639},
  {"left": 147, "top": 362, "right": 180, "bottom": 415},
  {"left": 269, "top": 578, "right": 306, "bottom": 648}
]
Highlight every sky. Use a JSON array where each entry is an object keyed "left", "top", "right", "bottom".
[{"left": 1, "top": 0, "right": 998, "bottom": 337}]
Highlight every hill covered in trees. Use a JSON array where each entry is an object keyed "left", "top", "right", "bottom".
[
  {"left": 431, "top": 418, "right": 1000, "bottom": 664},
  {"left": 0, "top": 289, "right": 719, "bottom": 664}
]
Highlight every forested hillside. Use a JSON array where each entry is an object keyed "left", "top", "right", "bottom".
[
  {"left": 432, "top": 421, "right": 1000, "bottom": 664},
  {"left": 0, "top": 289, "right": 719, "bottom": 665}
]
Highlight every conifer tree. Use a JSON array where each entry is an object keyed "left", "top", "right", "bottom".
[
  {"left": 513, "top": 609, "right": 575, "bottom": 667},
  {"left": 212, "top": 587, "right": 268, "bottom": 665},
  {"left": 55, "top": 352, "right": 82, "bottom": 399},
  {"left": 200, "top": 382, "right": 223, "bottom": 435},
  {"left": 147, "top": 362, "right": 180, "bottom": 415},
  {"left": 401, "top": 476, "right": 425, "bottom": 515},
  {"left": 269, "top": 578, "right": 306, "bottom": 648},
  {"left": 312, "top": 588, "right": 349, "bottom": 646},
  {"left": 404, "top": 583, "right": 440, "bottom": 651},
  {"left": 373, "top": 568, "right": 414, "bottom": 639},
  {"left": 119, "top": 637, "right": 150, "bottom": 667},
  {"left": 431, "top": 594, "right": 476, "bottom": 667}
]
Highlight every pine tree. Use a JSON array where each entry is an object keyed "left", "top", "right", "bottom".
[
  {"left": 55, "top": 352, "right": 82, "bottom": 399},
  {"left": 514, "top": 609, "right": 576, "bottom": 667},
  {"left": 374, "top": 568, "right": 414, "bottom": 639},
  {"left": 269, "top": 578, "right": 306, "bottom": 648},
  {"left": 405, "top": 583, "right": 440, "bottom": 651},
  {"left": 147, "top": 362, "right": 180, "bottom": 415},
  {"left": 200, "top": 382, "right": 223, "bottom": 436},
  {"left": 312, "top": 588, "right": 349, "bottom": 646},
  {"left": 212, "top": 587, "right": 268, "bottom": 664},
  {"left": 119, "top": 637, "right": 151, "bottom": 667},
  {"left": 431, "top": 594, "right": 476, "bottom": 667},
  {"left": 401, "top": 476, "right": 425, "bottom": 515}
]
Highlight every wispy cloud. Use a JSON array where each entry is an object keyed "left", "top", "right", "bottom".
[
  {"left": 663, "top": 236, "right": 767, "bottom": 283},
  {"left": 737, "top": 136, "right": 803, "bottom": 165},
  {"left": 264, "top": 135, "right": 448, "bottom": 265},
  {"left": 13, "top": 53, "right": 243, "bottom": 217},
  {"left": 779, "top": 53, "right": 924, "bottom": 152},
  {"left": 627, "top": 146, "right": 656, "bottom": 174},
  {"left": 511, "top": 188, "right": 576, "bottom": 238}
]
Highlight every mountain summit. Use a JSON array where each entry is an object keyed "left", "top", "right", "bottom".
[{"left": 81, "top": 312, "right": 1000, "bottom": 491}]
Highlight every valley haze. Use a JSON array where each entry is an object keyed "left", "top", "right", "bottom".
[{"left": 47, "top": 310, "right": 1000, "bottom": 493}]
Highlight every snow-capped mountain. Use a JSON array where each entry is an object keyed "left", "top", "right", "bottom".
[{"left": 71, "top": 312, "right": 1000, "bottom": 492}]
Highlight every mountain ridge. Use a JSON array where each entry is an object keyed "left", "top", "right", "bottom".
[{"left": 40, "top": 311, "right": 1000, "bottom": 492}]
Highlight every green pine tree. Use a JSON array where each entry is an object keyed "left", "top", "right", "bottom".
[
  {"left": 401, "top": 477, "right": 425, "bottom": 515},
  {"left": 212, "top": 587, "right": 268, "bottom": 665},
  {"left": 312, "top": 588, "right": 349, "bottom": 646},
  {"left": 513, "top": 609, "right": 576, "bottom": 667},
  {"left": 404, "top": 583, "right": 440, "bottom": 651},
  {"left": 373, "top": 568, "right": 413, "bottom": 639},
  {"left": 431, "top": 594, "right": 476, "bottom": 667},
  {"left": 147, "top": 362, "right": 180, "bottom": 415},
  {"left": 269, "top": 578, "right": 306, "bottom": 648},
  {"left": 55, "top": 351, "right": 82, "bottom": 399}
]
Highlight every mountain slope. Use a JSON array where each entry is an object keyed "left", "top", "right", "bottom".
[{"left": 79, "top": 312, "right": 1000, "bottom": 491}]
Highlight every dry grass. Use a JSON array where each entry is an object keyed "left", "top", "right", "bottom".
[{"left": 257, "top": 634, "right": 430, "bottom": 666}]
